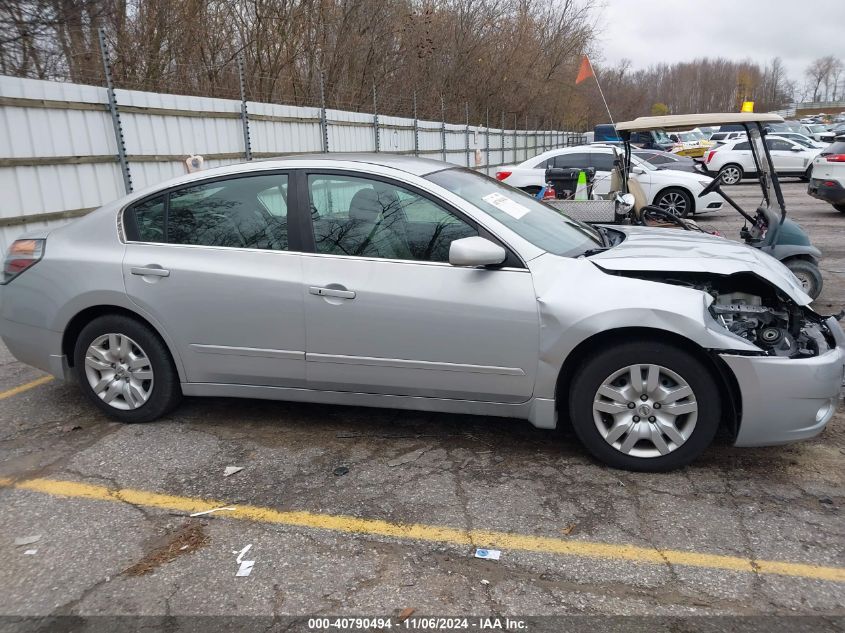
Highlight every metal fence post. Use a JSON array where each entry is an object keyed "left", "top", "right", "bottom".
[
  {"left": 524, "top": 113, "right": 528, "bottom": 159},
  {"left": 97, "top": 27, "right": 132, "bottom": 194},
  {"left": 372, "top": 82, "right": 380, "bottom": 153},
  {"left": 441, "top": 96, "right": 447, "bottom": 162},
  {"left": 465, "top": 102, "right": 470, "bottom": 167},
  {"left": 413, "top": 92, "right": 419, "bottom": 157},
  {"left": 319, "top": 71, "right": 329, "bottom": 153},
  {"left": 501, "top": 112, "right": 505, "bottom": 166},
  {"left": 513, "top": 113, "right": 517, "bottom": 163},
  {"left": 485, "top": 107, "right": 490, "bottom": 175},
  {"left": 237, "top": 54, "right": 252, "bottom": 161}
]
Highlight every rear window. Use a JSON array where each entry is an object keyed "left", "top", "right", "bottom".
[{"left": 822, "top": 141, "right": 845, "bottom": 155}]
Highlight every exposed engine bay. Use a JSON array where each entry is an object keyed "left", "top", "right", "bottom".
[{"left": 609, "top": 271, "right": 836, "bottom": 358}]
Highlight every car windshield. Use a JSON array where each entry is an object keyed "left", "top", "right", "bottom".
[
  {"left": 630, "top": 154, "right": 656, "bottom": 171},
  {"left": 426, "top": 168, "right": 603, "bottom": 257},
  {"left": 653, "top": 130, "right": 671, "bottom": 143}
]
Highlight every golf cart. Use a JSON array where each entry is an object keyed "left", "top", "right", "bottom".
[{"left": 545, "top": 113, "right": 824, "bottom": 298}]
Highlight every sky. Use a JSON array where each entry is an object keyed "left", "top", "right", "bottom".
[{"left": 594, "top": 0, "right": 844, "bottom": 91}]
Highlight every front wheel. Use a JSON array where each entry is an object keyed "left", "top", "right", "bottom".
[
  {"left": 73, "top": 314, "right": 182, "bottom": 423},
  {"left": 568, "top": 341, "right": 720, "bottom": 471},
  {"left": 655, "top": 188, "right": 693, "bottom": 218},
  {"left": 784, "top": 259, "right": 823, "bottom": 299},
  {"left": 717, "top": 164, "right": 743, "bottom": 185}
]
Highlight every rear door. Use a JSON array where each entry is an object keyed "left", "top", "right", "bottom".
[{"left": 122, "top": 171, "right": 307, "bottom": 387}]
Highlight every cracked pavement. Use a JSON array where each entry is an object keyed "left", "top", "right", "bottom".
[{"left": 0, "top": 181, "right": 843, "bottom": 622}]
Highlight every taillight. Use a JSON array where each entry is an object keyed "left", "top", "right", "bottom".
[
  {"left": 495, "top": 171, "right": 512, "bottom": 181},
  {"left": 825, "top": 154, "right": 845, "bottom": 162},
  {"left": 2, "top": 239, "right": 45, "bottom": 284},
  {"left": 704, "top": 149, "right": 717, "bottom": 164}
]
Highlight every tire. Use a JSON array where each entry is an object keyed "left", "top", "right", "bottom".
[
  {"left": 73, "top": 314, "right": 182, "bottom": 423},
  {"left": 834, "top": 204, "right": 845, "bottom": 214},
  {"left": 801, "top": 166, "right": 812, "bottom": 182},
  {"left": 717, "top": 164, "right": 743, "bottom": 185},
  {"left": 654, "top": 188, "right": 694, "bottom": 218},
  {"left": 568, "top": 340, "right": 720, "bottom": 472},
  {"left": 784, "top": 259, "right": 823, "bottom": 299}
]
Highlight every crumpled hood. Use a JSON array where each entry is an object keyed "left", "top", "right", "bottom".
[{"left": 590, "top": 226, "right": 811, "bottom": 305}]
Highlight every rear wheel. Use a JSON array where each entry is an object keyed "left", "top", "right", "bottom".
[
  {"left": 835, "top": 204, "right": 845, "bottom": 214},
  {"left": 717, "top": 164, "right": 743, "bottom": 185},
  {"left": 784, "top": 259, "right": 823, "bottom": 299},
  {"left": 73, "top": 315, "right": 182, "bottom": 423},
  {"left": 655, "top": 188, "right": 693, "bottom": 218},
  {"left": 568, "top": 341, "right": 720, "bottom": 472}
]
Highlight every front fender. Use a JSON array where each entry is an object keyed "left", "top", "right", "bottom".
[{"left": 528, "top": 255, "right": 758, "bottom": 399}]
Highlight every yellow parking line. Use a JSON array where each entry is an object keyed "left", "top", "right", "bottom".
[
  {"left": 0, "top": 476, "right": 843, "bottom": 583},
  {"left": 0, "top": 375, "right": 53, "bottom": 400}
]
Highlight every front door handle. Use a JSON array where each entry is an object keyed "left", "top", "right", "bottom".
[
  {"left": 309, "top": 286, "right": 356, "bottom": 299},
  {"left": 131, "top": 266, "right": 170, "bottom": 277}
]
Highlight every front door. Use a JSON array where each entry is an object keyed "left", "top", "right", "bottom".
[
  {"left": 122, "top": 172, "right": 307, "bottom": 387},
  {"left": 766, "top": 138, "right": 806, "bottom": 173},
  {"left": 300, "top": 171, "right": 539, "bottom": 402}
]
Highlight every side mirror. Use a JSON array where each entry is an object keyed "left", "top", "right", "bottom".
[
  {"left": 449, "top": 236, "right": 506, "bottom": 268},
  {"left": 790, "top": 146, "right": 802, "bottom": 152},
  {"left": 631, "top": 166, "right": 646, "bottom": 175}
]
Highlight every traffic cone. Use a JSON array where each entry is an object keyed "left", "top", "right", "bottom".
[{"left": 575, "top": 170, "right": 588, "bottom": 200}]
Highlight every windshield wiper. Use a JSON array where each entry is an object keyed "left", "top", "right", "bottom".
[{"left": 579, "top": 246, "right": 611, "bottom": 258}]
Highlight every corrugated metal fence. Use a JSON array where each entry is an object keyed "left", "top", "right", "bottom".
[{"left": 0, "top": 74, "right": 585, "bottom": 255}]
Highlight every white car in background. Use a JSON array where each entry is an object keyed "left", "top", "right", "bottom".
[
  {"left": 495, "top": 145, "right": 724, "bottom": 217},
  {"left": 769, "top": 132, "right": 827, "bottom": 149},
  {"left": 808, "top": 136, "right": 845, "bottom": 213},
  {"left": 701, "top": 136, "right": 822, "bottom": 184}
]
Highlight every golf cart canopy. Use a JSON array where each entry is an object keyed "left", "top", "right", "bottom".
[{"left": 616, "top": 113, "right": 784, "bottom": 132}]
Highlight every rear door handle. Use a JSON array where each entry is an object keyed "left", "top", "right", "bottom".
[
  {"left": 309, "top": 286, "right": 355, "bottom": 299},
  {"left": 130, "top": 266, "right": 170, "bottom": 277}
]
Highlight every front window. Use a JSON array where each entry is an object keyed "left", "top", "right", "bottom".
[
  {"left": 307, "top": 173, "right": 477, "bottom": 262},
  {"left": 426, "top": 168, "right": 602, "bottom": 257}
]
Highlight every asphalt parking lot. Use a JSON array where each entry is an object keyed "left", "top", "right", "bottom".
[{"left": 1, "top": 180, "right": 844, "bottom": 627}]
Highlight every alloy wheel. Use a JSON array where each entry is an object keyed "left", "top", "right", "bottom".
[
  {"left": 719, "top": 166, "right": 741, "bottom": 185},
  {"left": 657, "top": 191, "right": 688, "bottom": 217},
  {"left": 592, "top": 364, "right": 698, "bottom": 458},
  {"left": 84, "top": 333, "right": 154, "bottom": 410}
]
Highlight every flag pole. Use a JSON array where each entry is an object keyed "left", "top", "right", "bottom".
[{"left": 586, "top": 56, "right": 614, "bottom": 126}]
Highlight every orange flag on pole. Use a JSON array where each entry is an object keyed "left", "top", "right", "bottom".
[{"left": 575, "top": 55, "right": 594, "bottom": 84}]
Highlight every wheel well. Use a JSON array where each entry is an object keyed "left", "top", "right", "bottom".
[
  {"left": 781, "top": 254, "right": 818, "bottom": 265},
  {"left": 654, "top": 186, "right": 695, "bottom": 213},
  {"left": 554, "top": 327, "right": 741, "bottom": 439},
  {"left": 62, "top": 306, "right": 164, "bottom": 367}
]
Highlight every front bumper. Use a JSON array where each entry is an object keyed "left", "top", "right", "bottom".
[
  {"left": 721, "top": 317, "right": 845, "bottom": 446},
  {"left": 808, "top": 178, "right": 845, "bottom": 205}
]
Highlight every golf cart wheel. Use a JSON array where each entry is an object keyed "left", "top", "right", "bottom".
[
  {"left": 718, "top": 164, "right": 743, "bottom": 185},
  {"left": 655, "top": 188, "right": 693, "bottom": 218},
  {"left": 784, "top": 259, "right": 823, "bottom": 299},
  {"left": 568, "top": 340, "right": 720, "bottom": 472}
]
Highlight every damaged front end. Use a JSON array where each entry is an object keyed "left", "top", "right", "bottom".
[{"left": 612, "top": 271, "right": 838, "bottom": 358}]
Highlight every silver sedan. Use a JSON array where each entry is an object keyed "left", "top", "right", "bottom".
[{"left": 1, "top": 154, "right": 843, "bottom": 471}]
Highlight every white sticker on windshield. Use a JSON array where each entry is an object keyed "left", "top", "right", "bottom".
[{"left": 482, "top": 192, "right": 530, "bottom": 220}]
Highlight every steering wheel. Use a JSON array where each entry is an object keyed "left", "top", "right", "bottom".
[{"left": 698, "top": 175, "right": 722, "bottom": 198}]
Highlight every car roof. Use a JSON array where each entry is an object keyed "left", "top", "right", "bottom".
[
  {"left": 280, "top": 152, "right": 450, "bottom": 176},
  {"left": 617, "top": 113, "right": 784, "bottom": 132}
]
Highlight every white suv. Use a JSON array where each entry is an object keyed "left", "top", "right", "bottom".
[
  {"left": 808, "top": 137, "right": 845, "bottom": 213},
  {"left": 495, "top": 145, "right": 724, "bottom": 217},
  {"left": 702, "top": 136, "right": 821, "bottom": 184}
]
